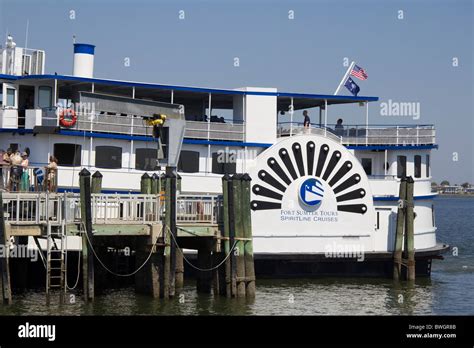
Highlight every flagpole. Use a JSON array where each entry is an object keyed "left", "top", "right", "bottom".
[{"left": 334, "top": 61, "right": 355, "bottom": 95}]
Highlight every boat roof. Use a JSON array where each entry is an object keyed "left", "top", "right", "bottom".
[{"left": 0, "top": 73, "right": 379, "bottom": 110}]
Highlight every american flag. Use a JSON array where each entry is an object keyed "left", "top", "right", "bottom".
[{"left": 350, "top": 65, "right": 368, "bottom": 80}]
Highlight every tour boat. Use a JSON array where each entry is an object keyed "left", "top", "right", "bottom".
[{"left": 0, "top": 36, "right": 448, "bottom": 277}]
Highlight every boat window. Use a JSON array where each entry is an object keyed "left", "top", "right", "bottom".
[
  {"left": 95, "top": 146, "right": 122, "bottom": 169},
  {"left": 0, "top": 84, "right": 3, "bottom": 106},
  {"left": 397, "top": 156, "right": 407, "bottom": 178},
  {"left": 414, "top": 155, "right": 422, "bottom": 178},
  {"left": 212, "top": 152, "right": 236, "bottom": 175},
  {"left": 361, "top": 158, "right": 372, "bottom": 175},
  {"left": 178, "top": 150, "right": 200, "bottom": 173},
  {"left": 38, "top": 86, "right": 52, "bottom": 108},
  {"left": 426, "top": 155, "right": 430, "bottom": 177},
  {"left": 54, "top": 144, "right": 82, "bottom": 166},
  {"left": 6, "top": 88, "right": 16, "bottom": 107},
  {"left": 135, "top": 148, "right": 158, "bottom": 171}
]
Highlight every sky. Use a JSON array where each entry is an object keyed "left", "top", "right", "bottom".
[{"left": 0, "top": 0, "right": 472, "bottom": 184}]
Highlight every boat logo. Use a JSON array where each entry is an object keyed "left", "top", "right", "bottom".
[{"left": 299, "top": 178, "right": 324, "bottom": 207}]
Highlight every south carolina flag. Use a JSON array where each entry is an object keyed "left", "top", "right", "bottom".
[{"left": 344, "top": 77, "right": 360, "bottom": 96}]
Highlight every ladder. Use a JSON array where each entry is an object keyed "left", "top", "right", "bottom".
[{"left": 45, "top": 220, "right": 67, "bottom": 301}]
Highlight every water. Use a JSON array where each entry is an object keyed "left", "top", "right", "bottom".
[{"left": 1, "top": 195, "right": 473, "bottom": 315}]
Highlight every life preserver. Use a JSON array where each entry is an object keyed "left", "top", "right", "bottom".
[{"left": 59, "top": 109, "right": 77, "bottom": 127}]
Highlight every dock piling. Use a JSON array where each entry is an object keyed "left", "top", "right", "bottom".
[
  {"left": 79, "top": 168, "right": 95, "bottom": 301},
  {"left": 405, "top": 177, "right": 415, "bottom": 281},
  {"left": 0, "top": 192, "right": 12, "bottom": 304},
  {"left": 91, "top": 171, "right": 103, "bottom": 194},
  {"left": 241, "top": 174, "right": 256, "bottom": 297}
]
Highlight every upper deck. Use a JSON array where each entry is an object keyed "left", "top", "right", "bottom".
[{"left": 0, "top": 73, "right": 435, "bottom": 148}]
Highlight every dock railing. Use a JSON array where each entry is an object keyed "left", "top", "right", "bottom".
[
  {"left": 277, "top": 123, "right": 436, "bottom": 146},
  {"left": 2, "top": 192, "right": 221, "bottom": 226},
  {"left": 177, "top": 195, "right": 221, "bottom": 224}
]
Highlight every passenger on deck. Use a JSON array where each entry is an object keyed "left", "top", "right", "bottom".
[
  {"left": 46, "top": 156, "right": 58, "bottom": 192},
  {"left": 334, "top": 118, "right": 344, "bottom": 136},
  {"left": 9, "top": 150, "right": 23, "bottom": 191},
  {"left": 3, "top": 148, "right": 12, "bottom": 165},
  {"left": 303, "top": 110, "right": 311, "bottom": 128},
  {"left": 20, "top": 152, "right": 30, "bottom": 192}
]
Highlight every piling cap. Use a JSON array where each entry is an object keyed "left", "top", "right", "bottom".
[
  {"left": 79, "top": 168, "right": 91, "bottom": 177},
  {"left": 406, "top": 176, "right": 414, "bottom": 184},
  {"left": 222, "top": 174, "right": 231, "bottom": 181},
  {"left": 177, "top": 173, "right": 182, "bottom": 179},
  {"left": 92, "top": 171, "right": 103, "bottom": 178},
  {"left": 241, "top": 173, "right": 252, "bottom": 181},
  {"left": 232, "top": 173, "right": 243, "bottom": 180},
  {"left": 141, "top": 173, "right": 151, "bottom": 179},
  {"left": 152, "top": 173, "right": 159, "bottom": 179}
]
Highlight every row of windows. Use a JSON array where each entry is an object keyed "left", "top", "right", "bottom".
[
  {"left": 360, "top": 155, "right": 430, "bottom": 178},
  {"left": 53, "top": 144, "right": 236, "bottom": 174},
  {"left": 0, "top": 84, "right": 52, "bottom": 108},
  {"left": 397, "top": 155, "right": 430, "bottom": 178},
  {"left": 52, "top": 144, "right": 430, "bottom": 178}
]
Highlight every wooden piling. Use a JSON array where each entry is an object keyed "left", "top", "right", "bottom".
[
  {"left": 167, "top": 168, "right": 177, "bottom": 297},
  {"left": 221, "top": 174, "right": 232, "bottom": 297},
  {"left": 241, "top": 173, "right": 256, "bottom": 297},
  {"left": 91, "top": 171, "right": 103, "bottom": 194},
  {"left": 135, "top": 224, "right": 162, "bottom": 298},
  {"left": 79, "top": 168, "right": 94, "bottom": 301},
  {"left": 140, "top": 173, "right": 152, "bottom": 194},
  {"left": 175, "top": 250, "right": 184, "bottom": 289},
  {"left": 393, "top": 177, "right": 407, "bottom": 281},
  {"left": 231, "top": 174, "right": 246, "bottom": 298},
  {"left": 162, "top": 173, "right": 171, "bottom": 299},
  {"left": 227, "top": 176, "right": 238, "bottom": 297},
  {"left": 151, "top": 173, "right": 159, "bottom": 195},
  {"left": 405, "top": 177, "right": 415, "bottom": 281},
  {"left": 0, "top": 192, "right": 12, "bottom": 304},
  {"left": 196, "top": 247, "right": 213, "bottom": 293}
]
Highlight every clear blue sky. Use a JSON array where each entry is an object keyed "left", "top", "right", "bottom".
[{"left": 1, "top": 0, "right": 472, "bottom": 184}]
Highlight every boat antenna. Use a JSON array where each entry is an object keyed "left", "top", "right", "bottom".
[{"left": 24, "top": 19, "right": 29, "bottom": 49}]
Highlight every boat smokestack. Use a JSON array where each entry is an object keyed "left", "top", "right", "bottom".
[{"left": 73, "top": 43, "right": 95, "bottom": 78}]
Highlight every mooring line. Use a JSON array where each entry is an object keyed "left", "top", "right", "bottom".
[
  {"left": 168, "top": 225, "right": 237, "bottom": 272},
  {"left": 82, "top": 222, "right": 161, "bottom": 277}
]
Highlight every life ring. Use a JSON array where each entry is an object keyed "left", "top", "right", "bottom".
[{"left": 59, "top": 109, "right": 77, "bottom": 127}]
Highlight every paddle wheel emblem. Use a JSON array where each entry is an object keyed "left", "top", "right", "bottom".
[{"left": 299, "top": 178, "right": 324, "bottom": 207}]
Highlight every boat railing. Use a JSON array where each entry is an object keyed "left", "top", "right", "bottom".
[
  {"left": 277, "top": 123, "right": 436, "bottom": 145},
  {"left": 0, "top": 165, "right": 57, "bottom": 193},
  {"left": 39, "top": 109, "right": 245, "bottom": 142},
  {"left": 184, "top": 120, "right": 245, "bottom": 142}
]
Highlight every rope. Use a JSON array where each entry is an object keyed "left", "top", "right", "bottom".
[
  {"left": 82, "top": 222, "right": 161, "bottom": 277},
  {"left": 66, "top": 248, "right": 82, "bottom": 290},
  {"left": 167, "top": 225, "right": 237, "bottom": 272}
]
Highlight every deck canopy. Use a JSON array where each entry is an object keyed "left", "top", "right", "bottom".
[{"left": 6, "top": 74, "right": 378, "bottom": 112}]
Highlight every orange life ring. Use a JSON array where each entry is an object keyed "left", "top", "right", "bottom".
[{"left": 59, "top": 109, "right": 77, "bottom": 127}]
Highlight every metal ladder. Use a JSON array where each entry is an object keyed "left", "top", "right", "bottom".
[{"left": 45, "top": 199, "right": 67, "bottom": 301}]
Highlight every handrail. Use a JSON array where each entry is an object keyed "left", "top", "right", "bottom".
[
  {"left": 1, "top": 191, "right": 221, "bottom": 225},
  {"left": 277, "top": 123, "right": 436, "bottom": 145},
  {"left": 0, "top": 164, "right": 57, "bottom": 193}
]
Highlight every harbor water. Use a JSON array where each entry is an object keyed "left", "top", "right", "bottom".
[{"left": 1, "top": 195, "right": 472, "bottom": 316}]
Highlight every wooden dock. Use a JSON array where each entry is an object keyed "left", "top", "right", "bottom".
[{"left": 0, "top": 170, "right": 256, "bottom": 303}]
